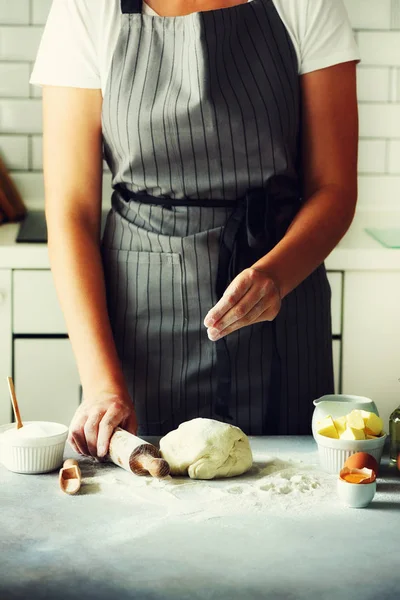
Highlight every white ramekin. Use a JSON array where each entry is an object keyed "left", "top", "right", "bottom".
[
  {"left": 0, "top": 421, "right": 68, "bottom": 474},
  {"left": 313, "top": 431, "right": 387, "bottom": 474},
  {"left": 337, "top": 478, "right": 377, "bottom": 508}
]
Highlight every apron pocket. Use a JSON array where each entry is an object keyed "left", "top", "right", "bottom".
[{"left": 102, "top": 249, "right": 185, "bottom": 428}]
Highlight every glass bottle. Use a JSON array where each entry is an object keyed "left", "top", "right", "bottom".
[{"left": 389, "top": 404, "right": 400, "bottom": 464}]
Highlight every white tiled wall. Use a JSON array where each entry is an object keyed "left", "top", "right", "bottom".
[{"left": 0, "top": 0, "right": 399, "bottom": 209}]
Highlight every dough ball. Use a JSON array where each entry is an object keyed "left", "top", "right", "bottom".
[{"left": 159, "top": 418, "right": 253, "bottom": 480}]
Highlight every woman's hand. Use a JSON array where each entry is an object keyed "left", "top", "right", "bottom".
[
  {"left": 68, "top": 390, "right": 137, "bottom": 459},
  {"left": 204, "top": 268, "right": 281, "bottom": 341}
]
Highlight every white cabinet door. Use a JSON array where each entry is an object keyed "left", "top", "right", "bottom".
[
  {"left": 332, "top": 339, "right": 341, "bottom": 394},
  {"left": 342, "top": 271, "right": 400, "bottom": 432},
  {"left": 14, "top": 339, "right": 81, "bottom": 426},
  {"left": 13, "top": 270, "right": 67, "bottom": 334},
  {"left": 327, "top": 271, "right": 343, "bottom": 336},
  {"left": 0, "top": 270, "right": 12, "bottom": 425}
]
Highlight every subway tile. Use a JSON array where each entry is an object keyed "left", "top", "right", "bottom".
[
  {"left": 0, "top": 26, "right": 43, "bottom": 61},
  {"left": 392, "top": 0, "right": 400, "bottom": 29},
  {"left": 9, "top": 171, "right": 44, "bottom": 204},
  {"left": 387, "top": 140, "right": 400, "bottom": 173},
  {"left": 0, "top": 99, "right": 42, "bottom": 133},
  {"left": 31, "top": 81, "right": 42, "bottom": 98},
  {"left": 342, "top": 0, "right": 391, "bottom": 29},
  {"left": 357, "top": 67, "right": 390, "bottom": 102},
  {"left": 0, "top": 135, "right": 29, "bottom": 170},
  {"left": 358, "top": 139, "right": 386, "bottom": 174},
  {"left": 359, "top": 104, "right": 400, "bottom": 138},
  {"left": 357, "top": 175, "right": 400, "bottom": 209},
  {"left": 395, "top": 68, "right": 400, "bottom": 102},
  {"left": 358, "top": 32, "right": 400, "bottom": 67},
  {"left": 0, "top": 63, "right": 30, "bottom": 97},
  {"left": 390, "top": 68, "right": 398, "bottom": 102},
  {"left": 31, "top": 134, "right": 42, "bottom": 169},
  {"left": 0, "top": 0, "right": 30, "bottom": 25},
  {"left": 31, "top": 0, "right": 52, "bottom": 25}
]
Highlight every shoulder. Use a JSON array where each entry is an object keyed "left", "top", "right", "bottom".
[
  {"left": 47, "top": 0, "right": 121, "bottom": 35},
  {"left": 271, "top": 0, "right": 350, "bottom": 33}
]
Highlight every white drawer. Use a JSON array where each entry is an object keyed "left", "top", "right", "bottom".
[
  {"left": 13, "top": 270, "right": 67, "bottom": 334},
  {"left": 327, "top": 271, "right": 343, "bottom": 336}
]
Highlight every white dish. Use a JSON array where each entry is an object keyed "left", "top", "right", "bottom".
[
  {"left": 0, "top": 421, "right": 68, "bottom": 474},
  {"left": 337, "top": 477, "right": 376, "bottom": 508},
  {"left": 311, "top": 394, "right": 379, "bottom": 438},
  {"left": 314, "top": 431, "right": 386, "bottom": 474}
]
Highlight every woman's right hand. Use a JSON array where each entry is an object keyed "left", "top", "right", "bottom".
[{"left": 68, "top": 390, "right": 137, "bottom": 459}]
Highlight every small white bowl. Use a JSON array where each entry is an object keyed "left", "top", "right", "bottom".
[
  {"left": 314, "top": 431, "right": 387, "bottom": 474},
  {"left": 337, "top": 477, "right": 376, "bottom": 508},
  {"left": 0, "top": 421, "right": 68, "bottom": 474}
]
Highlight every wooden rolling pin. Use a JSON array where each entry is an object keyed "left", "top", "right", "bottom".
[{"left": 108, "top": 428, "right": 170, "bottom": 478}]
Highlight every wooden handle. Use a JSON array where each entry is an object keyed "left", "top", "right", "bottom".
[
  {"left": 59, "top": 459, "right": 82, "bottom": 495},
  {"left": 130, "top": 454, "right": 170, "bottom": 478},
  {"left": 7, "top": 376, "right": 23, "bottom": 429},
  {"left": 108, "top": 428, "right": 170, "bottom": 478}
]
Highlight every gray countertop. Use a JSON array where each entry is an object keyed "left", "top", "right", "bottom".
[{"left": 1, "top": 436, "right": 399, "bottom": 600}]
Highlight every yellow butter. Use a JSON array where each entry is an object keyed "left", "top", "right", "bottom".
[
  {"left": 333, "top": 416, "right": 347, "bottom": 436},
  {"left": 340, "top": 426, "right": 366, "bottom": 440},
  {"left": 363, "top": 412, "right": 383, "bottom": 436},
  {"left": 317, "top": 416, "right": 339, "bottom": 439},
  {"left": 346, "top": 410, "right": 365, "bottom": 430}
]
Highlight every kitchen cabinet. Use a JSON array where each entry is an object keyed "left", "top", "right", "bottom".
[
  {"left": 0, "top": 270, "right": 12, "bottom": 424},
  {"left": 327, "top": 271, "right": 342, "bottom": 336},
  {"left": 13, "top": 270, "right": 67, "bottom": 334},
  {"left": 332, "top": 339, "right": 341, "bottom": 394},
  {"left": 14, "top": 338, "right": 81, "bottom": 426},
  {"left": 327, "top": 271, "right": 343, "bottom": 393},
  {"left": 342, "top": 271, "right": 400, "bottom": 431}
]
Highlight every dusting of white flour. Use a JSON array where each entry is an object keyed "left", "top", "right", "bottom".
[{"left": 77, "top": 450, "right": 338, "bottom": 520}]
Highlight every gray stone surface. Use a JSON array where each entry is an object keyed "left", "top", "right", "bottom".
[{"left": 0, "top": 436, "right": 399, "bottom": 600}]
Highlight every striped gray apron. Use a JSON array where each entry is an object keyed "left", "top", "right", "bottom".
[{"left": 100, "top": 0, "right": 334, "bottom": 436}]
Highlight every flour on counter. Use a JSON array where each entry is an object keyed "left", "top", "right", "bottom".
[{"left": 76, "top": 451, "right": 337, "bottom": 519}]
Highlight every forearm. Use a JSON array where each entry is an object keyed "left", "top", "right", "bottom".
[
  {"left": 253, "top": 184, "right": 356, "bottom": 299},
  {"left": 47, "top": 214, "right": 128, "bottom": 399}
]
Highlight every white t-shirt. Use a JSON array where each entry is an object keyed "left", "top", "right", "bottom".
[{"left": 29, "top": 0, "right": 360, "bottom": 96}]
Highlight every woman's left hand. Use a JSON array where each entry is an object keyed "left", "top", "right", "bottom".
[{"left": 204, "top": 268, "right": 281, "bottom": 341}]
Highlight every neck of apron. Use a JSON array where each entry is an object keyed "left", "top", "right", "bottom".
[{"left": 121, "top": 0, "right": 143, "bottom": 14}]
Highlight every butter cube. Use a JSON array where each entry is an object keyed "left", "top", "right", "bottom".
[
  {"left": 333, "top": 416, "right": 347, "bottom": 436},
  {"left": 346, "top": 410, "right": 365, "bottom": 430},
  {"left": 317, "top": 416, "right": 339, "bottom": 439},
  {"left": 361, "top": 411, "right": 383, "bottom": 436},
  {"left": 340, "top": 426, "right": 366, "bottom": 440}
]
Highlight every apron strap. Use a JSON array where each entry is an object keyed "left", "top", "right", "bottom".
[{"left": 121, "top": 0, "right": 143, "bottom": 14}]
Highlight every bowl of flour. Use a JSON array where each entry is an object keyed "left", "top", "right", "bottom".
[{"left": 0, "top": 421, "right": 68, "bottom": 474}]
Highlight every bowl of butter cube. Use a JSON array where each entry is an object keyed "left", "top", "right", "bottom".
[{"left": 311, "top": 394, "right": 387, "bottom": 474}]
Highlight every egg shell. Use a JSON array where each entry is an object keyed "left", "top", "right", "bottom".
[
  {"left": 343, "top": 452, "right": 379, "bottom": 475},
  {"left": 339, "top": 467, "right": 376, "bottom": 484}
]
